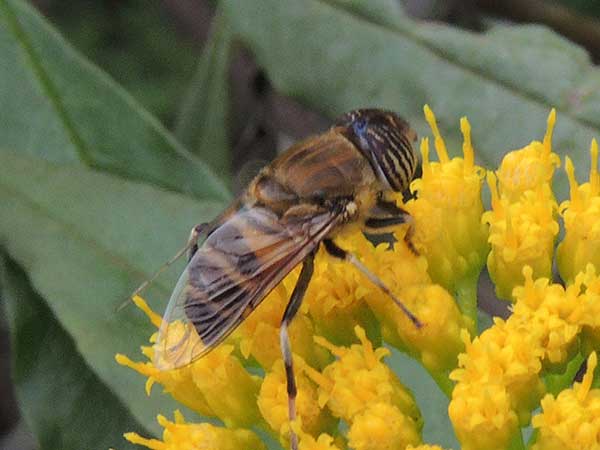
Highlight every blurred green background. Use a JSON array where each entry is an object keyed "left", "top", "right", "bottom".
[{"left": 3, "top": 0, "right": 600, "bottom": 449}]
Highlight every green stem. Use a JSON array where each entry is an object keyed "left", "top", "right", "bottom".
[
  {"left": 543, "top": 352, "right": 585, "bottom": 396},
  {"left": 508, "top": 429, "right": 526, "bottom": 450},
  {"left": 456, "top": 277, "right": 478, "bottom": 334},
  {"left": 527, "top": 429, "right": 539, "bottom": 448}
]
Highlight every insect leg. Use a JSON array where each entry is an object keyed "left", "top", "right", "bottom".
[
  {"left": 186, "top": 223, "right": 207, "bottom": 261},
  {"left": 365, "top": 199, "right": 418, "bottom": 255},
  {"left": 323, "top": 239, "right": 422, "bottom": 328},
  {"left": 280, "top": 251, "right": 315, "bottom": 450},
  {"left": 117, "top": 223, "right": 208, "bottom": 312}
]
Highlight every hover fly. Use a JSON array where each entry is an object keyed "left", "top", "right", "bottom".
[{"left": 146, "top": 109, "right": 422, "bottom": 450}]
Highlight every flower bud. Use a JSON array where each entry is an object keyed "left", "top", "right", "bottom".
[
  {"left": 557, "top": 142, "right": 600, "bottom": 284},
  {"left": 406, "top": 106, "right": 488, "bottom": 295}
]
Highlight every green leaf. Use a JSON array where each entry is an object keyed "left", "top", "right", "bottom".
[
  {"left": 0, "top": 150, "right": 226, "bottom": 434},
  {"left": 388, "top": 349, "right": 458, "bottom": 447},
  {"left": 0, "top": 256, "right": 144, "bottom": 450},
  {"left": 0, "top": 0, "right": 230, "bottom": 201},
  {"left": 174, "top": 11, "right": 233, "bottom": 181},
  {"left": 222, "top": 0, "right": 600, "bottom": 199},
  {"left": 47, "top": 2, "right": 201, "bottom": 123}
]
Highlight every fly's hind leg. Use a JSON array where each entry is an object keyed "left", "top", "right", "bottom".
[
  {"left": 280, "top": 251, "right": 316, "bottom": 450},
  {"left": 323, "top": 239, "right": 422, "bottom": 328},
  {"left": 365, "top": 199, "right": 418, "bottom": 255}
]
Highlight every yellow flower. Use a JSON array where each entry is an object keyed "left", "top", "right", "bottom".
[
  {"left": 290, "top": 422, "right": 344, "bottom": 450},
  {"left": 512, "top": 267, "right": 582, "bottom": 367},
  {"left": 450, "top": 322, "right": 546, "bottom": 427},
  {"left": 483, "top": 110, "right": 560, "bottom": 301},
  {"left": 116, "top": 297, "right": 262, "bottom": 428},
  {"left": 531, "top": 352, "right": 600, "bottom": 450},
  {"left": 115, "top": 297, "right": 212, "bottom": 417},
  {"left": 311, "top": 326, "right": 422, "bottom": 430},
  {"left": 573, "top": 265, "right": 600, "bottom": 355},
  {"left": 557, "top": 141, "right": 600, "bottom": 284},
  {"left": 483, "top": 179, "right": 558, "bottom": 300},
  {"left": 495, "top": 109, "right": 560, "bottom": 201},
  {"left": 347, "top": 402, "right": 421, "bottom": 450},
  {"left": 124, "top": 410, "right": 266, "bottom": 450},
  {"left": 257, "top": 357, "right": 337, "bottom": 441},
  {"left": 188, "top": 344, "right": 263, "bottom": 428},
  {"left": 449, "top": 382, "right": 519, "bottom": 450},
  {"left": 371, "top": 282, "right": 467, "bottom": 374},
  {"left": 407, "top": 106, "right": 488, "bottom": 299},
  {"left": 298, "top": 433, "right": 342, "bottom": 450},
  {"left": 484, "top": 174, "right": 559, "bottom": 301}
]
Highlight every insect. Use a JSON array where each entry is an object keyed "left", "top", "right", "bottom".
[{"left": 151, "top": 108, "right": 422, "bottom": 450}]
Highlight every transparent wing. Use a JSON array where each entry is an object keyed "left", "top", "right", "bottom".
[{"left": 153, "top": 204, "right": 342, "bottom": 370}]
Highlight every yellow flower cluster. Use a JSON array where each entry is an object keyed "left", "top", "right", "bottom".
[
  {"left": 331, "top": 231, "right": 468, "bottom": 379},
  {"left": 448, "top": 264, "right": 588, "bottom": 450},
  {"left": 307, "top": 326, "right": 423, "bottom": 450},
  {"left": 483, "top": 110, "right": 560, "bottom": 300},
  {"left": 117, "top": 107, "right": 600, "bottom": 450},
  {"left": 449, "top": 113, "right": 600, "bottom": 450}
]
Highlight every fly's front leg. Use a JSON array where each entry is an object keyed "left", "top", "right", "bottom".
[
  {"left": 323, "top": 239, "right": 422, "bottom": 328},
  {"left": 365, "top": 199, "right": 418, "bottom": 255},
  {"left": 280, "top": 251, "right": 315, "bottom": 450},
  {"left": 124, "top": 222, "right": 208, "bottom": 309}
]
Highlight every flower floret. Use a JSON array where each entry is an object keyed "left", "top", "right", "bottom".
[
  {"left": 124, "top": 411, "right": 266, "bottom": 450},
  {"left": 557, "top": 140, "right": 600, "bottom": 284},
  {"left": 531, "top": 352, "right": 600, "bottom": 450}
]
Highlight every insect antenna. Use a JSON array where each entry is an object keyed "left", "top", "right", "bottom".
[{"left": 115, "top": 223, "right": 207, "bottom": 312}]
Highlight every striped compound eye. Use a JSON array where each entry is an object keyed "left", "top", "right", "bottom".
[{"left": 338, "top": 109, "right": 418, "bottom": 193}]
